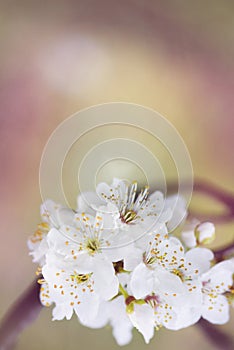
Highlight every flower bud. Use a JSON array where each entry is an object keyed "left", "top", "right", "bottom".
[{"left": 195, "top": 222, "right": 215, "bottom": 245}]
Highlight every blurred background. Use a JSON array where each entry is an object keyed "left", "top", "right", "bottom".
[{"left": 1, "top": 0, "right": 234, "bottom": 349}]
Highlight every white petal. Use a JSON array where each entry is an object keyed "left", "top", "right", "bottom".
[
  {"left": 92, "top": 255, "right": 119, "bottom": 300},
  {"left": 57, "top": 208, "right": 75, "bottom": 226},
  {"left": 130, "top": 263, "right": 154, "bottom": 299},
  {"left": 128, "top": 303, "right": 155, "bottom": 344},
  {"left": 79, "top": 301, "right": 109, "bottom": 328},
  {"left": 103, "top": 243, "right": 132, "bottom": 263},
  {"left": 181, "top": 231, "right": 197, "bottom": 248},
  {"left": 169, "top": 280, "right": 202, "bottom": 329},
  {"left": 109, "top": 296, "right": 133, "bottom": 346},
  {"left": 96, "top": 179, "right": 128, "bottom": 211},
  {"left": 46, "top": 227, "right": 66, "bottom": 249},
  {"left": 75, "top": 292, "right": 100, "bottom": 324},
  {"left": 40, "top": 199, "right": 59, "bottom": 226},
  {"left": 158, "top": 208, "right": 173, "bottom": 224},
  {"left": 156, "top": 237, "right": 184, "bottom": 269},
  {"left": 180, "top": 219, "right": 200, "bottom": 248},
  {"left": 202, "top": 263, "right": 234, "bottom": 293},
  {"left": 202, "top": 294, "right": 230, "bottom": 324},
  {"left": 28, "top": 237, "right": 48, "bottom": 265},
  {"left": 40, "top": 199, "right": 69, "bottom": 229},
  {"left": 73, "top": 252, "right": 94, "bottom": 274},
  {"left": 112, "top": 321, "right": 133, "bottom": 346},
  {"left": 96, "top": 203, "right": 119, "bottom": 229},
  {"left": 96, "top": 182, "right": 112, "bottom": 202},
  {"left": 46, "top": 228, "right": 78, "bottom": 257},
  {"left": 112, "top": 178, "right": 128, "bottom": 204},
  {"left": 148, "top": 191, "right": 164, "bottom": 208},
  {"left": 77, "top": 191, "right": 103, "bottom": 214},
  {"left": 52, "top": 303, "right": 73, "bottom": 320},
  {"left": 208, "top": 258, "right": 234, "bottom": 275},
  {"left": 124, "top": 247, "right": 143, "bottom": 271},
  {"left": 185, "top": 247, "right": 214, "bottom": 275},
  {"left": 155, "top": 303, "right": 177, "bottom": 329},
  {"left": 39, "top": 283, "right": 52, "bottom": 307},
  {"left": 155, "top": 269, "right": 185, "bottom": 295}
]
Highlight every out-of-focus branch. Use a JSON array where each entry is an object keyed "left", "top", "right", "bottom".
[
  {"left": 192, "top": 181, "right": 234, "bottom": 223},
  {"left": 168, "top": 180, "right": 234, "bottom": 224},
  {"left": 0, "top": 276, "right": 42, "bottom": 350},
  {"left": 214, "top": 242, "right": 234, "bottom": 262},
  {"left": 170, "top": 180, "right": 234, "bottom": 260},
  {"left": 197, "top": 319, "right": 234, "bottom": 350}
]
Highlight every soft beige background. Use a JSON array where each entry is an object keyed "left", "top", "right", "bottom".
[{"left": 1, "top": 1, "right": 234, "bottom": 349}]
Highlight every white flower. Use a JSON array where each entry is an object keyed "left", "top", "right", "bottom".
[
  {"left": 123, "top": 224, "right": 169, "bottom": 271},
  {"left": 77, "top": 179, "right": 171, "bottom": 244},
  {"left": 42, "top": 251, "right": 101, "bottom": 323},
  {"left": 201, "top": 259, "right": 234, "bottom": 324},
  {"left": 140, "top": 234, "right": 214, "bottom": 282},
  {"left": 129, "top": 236, "right": 214, "bottom": 334},
  {"left": 45, "top": 222, "right": 119, "bottom": 301},
  {"left": 28, "top": 199, "right": 74, "bottom": 264},
  {"left": 130, "top": 261, "right": 201, "bottom": 332},
  {"left": 98, "top": 178, "right": 170, "bottom": 223}
]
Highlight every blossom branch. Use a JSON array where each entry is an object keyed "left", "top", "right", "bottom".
[
  {"left": 1, "top": 180, "right": 234, "bottom": 349},
  {"left": 0, "top": 277, "right": 43, "bottom": 350}
]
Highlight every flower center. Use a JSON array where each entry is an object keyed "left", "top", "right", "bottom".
[
  {"left": 86, "top": 238, "right": 100, "bottom": 254},
  {"left": 71, "top": 273, "right": 91, "bottom": 284},
  {"left": 145, "top": 294, "right": 160, "bottom": 308},
  {"left": 118, "top": 182, "right": 150, "bottom": 224},
  {"left": 172, "top": 268, "right": 184, "bottom": 280},
  {"left": 143, "top": 252, "right": 157, "bottom": 266},
  {"left": 120, "top": 210, "right": 138, "bottom": 224}
]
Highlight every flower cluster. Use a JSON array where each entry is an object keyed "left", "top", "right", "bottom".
[{"left": 28, "top": 178, "right": 234, "bottom": 345}]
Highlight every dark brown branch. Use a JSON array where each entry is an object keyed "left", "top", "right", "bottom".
[
  {"left": 197, "top": 319, "right": 234, "bottom": 350},
  {"left": 0, "top": 276, "right": 42, "bottom": 350}
]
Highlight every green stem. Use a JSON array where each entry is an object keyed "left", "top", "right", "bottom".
[{"left": 119, "top": 283, "right": 128, "bottom": 298}]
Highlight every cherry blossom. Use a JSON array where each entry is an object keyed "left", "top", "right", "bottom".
[{"left": 28, "top": 179, "right": 234, "bottom": 346}]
